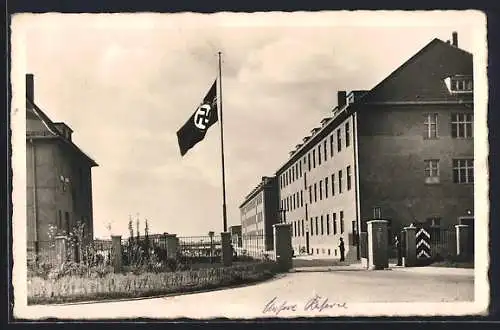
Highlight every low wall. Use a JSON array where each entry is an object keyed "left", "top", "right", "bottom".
[{"left": 28, "top": 262, "right": 278, "bottom": 305}]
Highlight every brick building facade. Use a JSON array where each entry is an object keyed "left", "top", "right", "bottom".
[
  {"left": 239, "top": 32, "right": 474, "bottom": 260},
  {"left": 26, "top": 74, "right": 98, "bottom": 259}
]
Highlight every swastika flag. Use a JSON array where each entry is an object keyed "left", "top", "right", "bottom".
[{"left": 176, "top": 80, "right": 218, "bottom": 156}]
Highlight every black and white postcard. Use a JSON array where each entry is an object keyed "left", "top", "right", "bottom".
[{"left": 10, "top": 10, "right": 489, "bottom": 319}]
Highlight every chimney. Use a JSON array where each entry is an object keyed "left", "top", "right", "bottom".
[
  {"left": 337, "top": 91, "right": 347, "bottom": 108},
  {"left": 452, "top": 31, "right": 458, "bottom": 47},
  {"left": 26, "top": 73, "right": 34, "bottom": 101}
]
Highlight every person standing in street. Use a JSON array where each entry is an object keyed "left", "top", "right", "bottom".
[
  {"left": 395, "top": 234, "right": 402, "bottom": 266},
  {"left": 339, "top": 237, "right": 345, "bottom": 262}
]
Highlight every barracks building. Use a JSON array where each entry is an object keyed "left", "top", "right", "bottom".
[{"left": 239, "top": 32, "right": 474, "bottom": 260}]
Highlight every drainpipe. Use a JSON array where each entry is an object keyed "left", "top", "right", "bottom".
[
  {"left": 352, "top": 113, "right": 361, "bottom": 261},
  {"left": 30, "top": 138, "right": 39, "bottom": 254}
]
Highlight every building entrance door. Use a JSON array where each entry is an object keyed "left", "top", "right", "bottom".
[{"left": 305, "top": 232, "right": 310, "bottom": 254}]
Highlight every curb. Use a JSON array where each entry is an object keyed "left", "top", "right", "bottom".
[{"left": 388, "top": 266, "right": 474, "bottom": 276}]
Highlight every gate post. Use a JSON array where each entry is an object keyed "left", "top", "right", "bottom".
[
  {"left": 221, "top": 232, "right": 232, "bottom": 266},
  {"left": 111, "top": 235, "right": 123, "bottom": 273},
  {"left": 366, "top": 220, "right": 389, "bottom": 270},
  {"left": 164, "top": 234, "right": 179, "bottom": 259},
  {"left": 273, "top": 223, "right": 293, "bottom": 272},
  {"left": 55, "top": 235, "right": 67, "bottom": 267},
  {"left": 455, "top": 224, "right": 470, "bottom": 260},
  {"left": 402, "top": 226, "right": 417, "bottom": 267}
]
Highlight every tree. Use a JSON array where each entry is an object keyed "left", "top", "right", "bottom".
[
  {"left": 144, "top": 218, "right": 150, "bottom": 260},
  {"left": 135, "top": 213, "right": 140, "bottom": 241},
  {"left": 128, "top": 215, "right": 134, "bottom": 243}
]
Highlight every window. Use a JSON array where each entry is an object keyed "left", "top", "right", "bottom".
[
  {"left": 347, "top": 166, "right": 352, "bottom": 190},
  {"left": 333, "top": 213, "right": 337, "bottom": 235},
  {"left": 321, "top": 215, "right": 324, "bottom": 235},
  {"left": 338, "top": 170, "right": 343, "bottom": 194},
  {"left": 78, "top": 168, "right": 83, "bottom": 192},
  {"left": 318, "top": 146, "right": 322, "bottom": 166},
  {"left": 337, "top": 129, "right": 342, "bottom": 152},
  {"left": 312, "top": 150, "right": 316, "bottom": 168},
  {"left": 65, "top": 212, "right": 70, "bottom": 234},
  {"left": 58, "top": 210, "right": 62, "bottom": 229},
  {"left": 331, "top": 174, "right": 335, "bottom": 196},
  {"left": 302, "top": 220, "right": 305, "bottom": 236},
  {"left": 309, "top": 186, "right": 312, "bottom": 203},
  {"left": 291, "top": 167, "right": 295, "bottom": 182},
  {"left": 373, "top": 207, "right": 381, "bottom": 219},
  {"left": 296, "top": 163, "right": 299, "bottom": 180},
  {"left": 340, "top": 211, "right": 344, "bottom": 234},
  {"left": 424, "top": 113, "right": 438, "bottom": 139},
  {"left": 314, "top": 183, "right": 317, "bottom": 202},
  {"left": 300, "top": 190, "right": 304, "bottom": 207},
  {"left": 326, "top": 214, "right": 330, "bottom": 235},
  {"left": 293, "top": 194, "right": 296, "bottom": 209},
  {"left": 319, "top": 180, "right": 323, "bottom": 200},
  {"left": 453, "top": 159, "right": 474, "bottom": 184},
  {"left": 325, "top": 177, "right": 329, "bottom": 198},
  {"left": 310, "top": 218, "right": 314, "bottom": 236},
  {"left": 330, "top": 134, "right": 334, "bottom": 157},
  {"left": 450, "top": 77, "right": 473, "bottom": 92},
  {"left": 451, "top": 113, "right": 473, "bottom": 138},
  {"left": 315, "top": 217, "right": 319, "bottom": 234},
  {"left": 299, "top": 161, "right": 303, "bottom": 177},
  {"left": 324, "top": 141, "right": 327, "bottom": 161},
  {"left": 345, "top": 122, "right": 350, "bottom": 147},
  {"left": 424, "top": 159, "right": 440, "bottom": 184},
  {"left": 308, "top": 153, "right": 311, "bottom": 171}
]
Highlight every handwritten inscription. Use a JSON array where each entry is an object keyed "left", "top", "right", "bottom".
[
  {"left": 262, "top": 297, "right": 297, "bottom": 315},
  {"left": 262, "top": 295, "right": 347, "bottom": 315},
  {"left": 304, "top": 294, "right": 347, "bottom": 312}
]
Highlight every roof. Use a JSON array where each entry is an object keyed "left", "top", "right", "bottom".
[
  {"left": 358, "top": 38, "right": 473, "bottom": 104},
  {"left": 26, "top": 97, "right": 98, "bottom": 167},
  {"left": 274, "top": 37, "right": 473, "bottom": 175},
  {"left": 239, "top": 176, "right": 276, "bottom": 209}
]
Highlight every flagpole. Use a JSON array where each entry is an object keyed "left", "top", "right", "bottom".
[{"left": 218, "top": 51, "right": 228, "bottom": 233}]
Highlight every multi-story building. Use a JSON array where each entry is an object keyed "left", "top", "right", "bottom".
[
  {"left": 248, "top": 32, "right": 474, "bottom": 260},
  {"left": 277, "top": 90, "right": 366, "bottom": 260},
  {"left": 26, "top": 74, "right": 98, "bottom": 260},
  {"left": 355, "top": 32, "right": 474, "bottom": 252},
  {"left": 239, "top": 176, "right": 279, "bottom": 253}
]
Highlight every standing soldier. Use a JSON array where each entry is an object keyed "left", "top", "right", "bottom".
[
  {"left": 339, "top": 237, "right": 345, "bottom": 262},
  {"left": 395, "top": 234, "right": 402, "bottom": 266}
]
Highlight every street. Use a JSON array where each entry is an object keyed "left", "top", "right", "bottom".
[{"left": 20, "top": 264, "right": 477, "bottom": 319}]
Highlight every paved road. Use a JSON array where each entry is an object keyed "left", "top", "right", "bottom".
[{"left": 21, "top": 265, "right": 475, "bottom": 319}]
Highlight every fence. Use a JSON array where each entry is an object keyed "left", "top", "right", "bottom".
[
  {"left": 177, "top": 235, "right": 222, "bottom": 264},
  {"left": 430, "top": 228, "right": 456, "bottom": 258},
  {"left": 235, "top": 234, "right": 275, "bottom": 261},
  {"left": 27, "top": 227, "right": 292, "bottom": 276}
]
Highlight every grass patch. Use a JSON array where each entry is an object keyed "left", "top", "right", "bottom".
[{"left": 28, "top": 262, "right": 278, "bottom": 305}]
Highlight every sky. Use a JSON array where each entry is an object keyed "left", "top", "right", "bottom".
[{"left": 13, "top": 11, "right": 485, "bottom": 239}]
